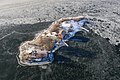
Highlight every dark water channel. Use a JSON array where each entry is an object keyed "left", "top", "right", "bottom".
[{"left": 0, "top": 22, "right": 119, "bottom": 80}]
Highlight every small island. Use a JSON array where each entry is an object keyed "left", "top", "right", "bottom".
[{"left": 17, "top": 16, "right": 89, "bottom": 66}]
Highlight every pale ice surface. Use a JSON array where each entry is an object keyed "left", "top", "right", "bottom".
[{"left": 0, "top": 0, "right": 33, "bottom": 6}]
